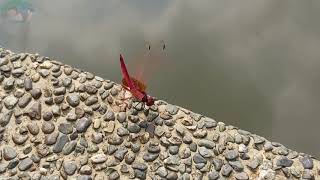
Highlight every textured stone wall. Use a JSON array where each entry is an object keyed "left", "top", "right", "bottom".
[{"left": 0, "top": 47, "right": 319, "bottom": 180}]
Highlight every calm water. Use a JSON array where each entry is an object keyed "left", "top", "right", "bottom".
[{"left": 1, "top": 0, "right": 320, "bottom": 157}]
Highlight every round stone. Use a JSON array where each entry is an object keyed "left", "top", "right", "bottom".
[
  {"left": 3, "top": 146, "right": 17, "bottom": 160},
  {"left": 30, "top": 88, "right": 42, "bottom": 99},
  {"left": 41, "top": 121, "right": 55, "bottom": 134},
  {"left": 27, "top": 123, "right": 40, "bottom": 135},
  {"left": 66, "top": 94, "right": 80, "bottom": 107},
  {"left": 117, "top": 112, "right": 127, "bottom": 123},
  {"left": 12, "top": 133, "right": 28, "bottom": 145},
  {"left": 45, "top": 132, "right": 59, "bottom": 145},
  {"left": 3, "top": 95, "right": 18, "bottom": 109},
  {"left": 63, "top": 161, "right": 77, "bottom": 175},
  {"left": 18, "top": 158, "right": 33, "bottom": 171},
  {"left": 127, "top": 124, "right": 140, "bottom": 133}
]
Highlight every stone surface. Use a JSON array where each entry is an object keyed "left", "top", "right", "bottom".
[{"left": 0, "top": 49, "right": 318, "bottom": 179}]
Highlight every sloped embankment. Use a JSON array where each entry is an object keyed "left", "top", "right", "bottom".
[{"left": 0, "top": 48, "right": 318, "bottom": 179}]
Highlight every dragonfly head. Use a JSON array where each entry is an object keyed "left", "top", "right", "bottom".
[{"left": 146, "top": 95, "right": 154, "bottom": 106}]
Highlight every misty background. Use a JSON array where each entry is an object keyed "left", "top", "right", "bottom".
[{"left": 1, "top": 0, "right": 320, "bottom": 157}]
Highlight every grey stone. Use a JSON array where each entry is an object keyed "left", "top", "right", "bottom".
[
  {"left": 193, "top": 153, "right": 206, "bottom": 164},
  {"left": 90, "top": 154, "right": 107, "bottom": 164},
  {"left": 117, "top": 112, "right": 126, "bottom": 123},
  {"left": 45, "top": 132, "right": 59, "bottom": 145},
  {"left": 225, "top": 150, "right": 239, "bottom": 161},
  {"left": 12, "top": 133, "right": 28, "bottom": 145},
  {"left": 276, "top": 156, "right": 293, "bottom": 167},
  {"left": 114, "top": 147, "right": 128, "bottom": 161},
  {"left": 53, "top": 134, "right": 69, "bottom": 153},
  {"left": 30, "top": 88, "right": 42, "bottom": 99},
  {"left": 76, "top": 117, "right": 92, "bottom": 133},
  {"left": 198, "top": 147, "right": 213, "bottom": 158},
  {"left": 18, "top": 158, "right": 33, "bottom": 171},
  {"left": 124, "top": 152, "right": 135, "bottom": 164},
  {"left": 18, "top": 94, "right": 32, "bottom": 108},
  {"left": 229, "top": 161, "right": 244, "bottom": 172},
  {"left": 58, "top": 123, "right": 73, "bottom": 134},
  {"left": 128, "top": 124, "right": 141, "bottom": 133},
  {"left": 143, "top": 153, "right": 159, "bottom": 162},
  {"left": 27, "top": 102, "right": 41, "bottom": 120},
  {"left": 208, "top": 171, "right": 219, "bottom": 180},
  {"left": 221, "top": 164, "right": 233, "bottom": 177},
  {"left": 3, "top": 95, "right": 18, "bottom": 109},
  {"left": 235, "top": 172, "right": 249, "bottom": 180},
  {"left": 24, "top": 77, "right": 33, "bottom": 90},
  {"left": 0, "top": 111, "right": 13, "bottom": 127},
  {"left": 3, "top": 146, "right": 17, "bottom": 160},
  {"left": 27, "top": 123, "right": 40, "bottom": 135},
  {"left": 156, "top": 166, "right": 168, "bottom": 178},
  {"left": 85, "top": 96, "right": 98, "bottom": 106},
  {"left": 41, "top": 121, "right": 55, "bottom": 134},
  {"left": 198, "top": 139, "right": 215, "bottom": 149},
  {"left": 63, "top": 161, "right": 77, "bottom": 175},
  {"left": 66, "top": 94, "right": 80, "bottom": 107},
  {"left": 169, "top": 146, "right": 179, "bottom": 155},
  {"left": 300, "top": 156, "right": 313, "bottom": 169},
  {"left": 63, "top": 141, "right": 77, "bottom": 155}
]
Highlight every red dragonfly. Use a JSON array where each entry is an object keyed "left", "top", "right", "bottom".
[{"left": 119, "top": 54, "right": 155, "bottom": 106}]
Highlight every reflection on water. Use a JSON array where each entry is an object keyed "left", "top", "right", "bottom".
[{"left": 1, "top": 0, "right": 320, "bottom": 157}]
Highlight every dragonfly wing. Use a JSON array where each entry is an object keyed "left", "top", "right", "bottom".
[{"left": 120, "top": 54, "right": 136, "bottom": 90}]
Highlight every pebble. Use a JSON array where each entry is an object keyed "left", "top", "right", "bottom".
[
  {"left": 235, "top": 172, "right": 249, "bottom": 180},
  {"left": 104, "top": 121, "right": 115, "bottom": 133},
  {"left": 90, "top": 154, "right": 107, "bottom": 164},
  {"left": 221, "top": 164, "right": 233, "bottom": 177},
  {"left": 3, "top": 146, "right": 17, "bottom": 160},
  {"left": 18, "top": 94, "right": 32, "bottom": 108},
  {"left": 300, "top": 156, "right": 313, "bottom": 169},
  {"left": 193, "top": 153, "right": 206, "bottom": 164},
  {"left": 58, "top": 123, "right": 74, "bottom": 134},
  {"left": 42, "top": 121, "right": 55, "bottom": 134},
  {"left": 124, "top": 152, "right": 135, "bottom": 164},
  {"left": 198, "top": 139, "right": 215, "bottom": 149},
  {"left": 143, "top": 153, "right": 159, "bottom": 162},
  {"left": 30, "top": 88, "right": 42, "bottom": 99},
  {"left": 114, "top": 147, "right": 128, "bottom": 161},
  {"left": 208, "top": 171, "right": 220, "bottom": 180},
  {"left": 18, "top": 158, "right": 33, "bottom": 171},
  {"left": 24, "top": 77, "right": 32, "bottom": 90},
  {"left": 63, "top": 161, "right": 77, "bottom": 175},
  {"left": 63, "top": 141, "right": 77, "bottom": 155},
  {"left": 276, "top": 156, "right": 293, "bottom": 167},
  {"left": 12, "top": 133, "right": 28, "bottom": 145},
  {"left": 225, "top": 150, "right": 239, "bottom": 161},
  {"left": 0, "top": 111, "right": 13, "bottom": 127},
  {"left": 198, "top": 147, "right": 213, "bottom": 158},
  {"left": 127, "top": 124, "right": 141, "bottom": 133},
  {"left": 53, "top": 134, "right": 69, "bottom": 153},
  {"left": 229, "top": 161, "right": 244, "bottom": 172},
  {"left": 92, "top": 133, "right": 103, "bottom": 144},
  {"left": 66, "top": 94, "right": 80, "bottom": 107},
  {"left": 156, "top": 166, "right": 168, "bottom": 178},
  {"left": 27, "top": 123, "right": 40, "bottom": 135},
  {"left": 3, "top": 95, "right": 18, "bottom": 109},
  {"left": 45, "top": 131, "right": 59, "bottom": 145},
  {"left": 27, "top": 102, "right": 41, "bottom": 120},
  {"left": 76, "top": 117, "right": 92, "bottom": 133}
]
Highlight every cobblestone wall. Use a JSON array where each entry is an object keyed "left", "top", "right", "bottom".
[{"left": 0, "top": 48, "right": 319, "bottom": 179}]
